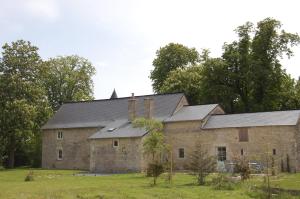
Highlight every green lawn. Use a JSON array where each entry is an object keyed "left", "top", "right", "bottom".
[{"left": 0, "top": 169, "right": 299, "bottom": 199}]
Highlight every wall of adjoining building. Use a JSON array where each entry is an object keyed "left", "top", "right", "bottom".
[
  {"left": 89, "top": 137, "right": 144, "bottom": 173},
  {"left": 42, "top": 127, "right": 99, "bottom": 170},
  {"left": 164, "top": 121, "right": 299, "bottom": 172}
]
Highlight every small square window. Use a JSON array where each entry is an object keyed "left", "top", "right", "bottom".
[
  {"left": 179, "top": 148, "right": 185, "bottom": 158},
  {"left": 57, "top": 131, "right": 63, "bottom": 140},
  {"left": 57, "top": 149, "right": 63, "bottom": 160},
  {"left": 273, "top": 149, "right": 276, "bottom": 155},
  {"left": 113, "top": 139, "right": 119, "bottom": 147}
]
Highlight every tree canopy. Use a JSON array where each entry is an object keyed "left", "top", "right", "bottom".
[
  {"left": 0, "top": 40, "right": 96, "bottom": 168},
  {"left": 0, "top": 40, "right": 52, "bottom": 168},
  {"left": 154, "top": 18, "right": 300, "bottom": 113},
  {"left": 150, "top": 43, "right": 200, "bottom": 93},
  {"left": 42, "top": 55, "right": 96, "bottom": 111}
]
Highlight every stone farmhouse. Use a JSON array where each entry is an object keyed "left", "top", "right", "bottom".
[{"left": 42, "top": 92, "right": 300, "bottom": 173}]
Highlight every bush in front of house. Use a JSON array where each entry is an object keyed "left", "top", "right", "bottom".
[
  {"left": 211, "top": 173, "right": 235, "bottom": 190},
  {"left": 24, "top": 171, "right": 34, "bottom": 182},
  {"left": 188, "top": 143, "right": 216, "bottom": 185},
  {"left": 146, "top": 163, "right": 164, "bottom": 178},
  {"left": 233, "top": 156, "right": 251, "bottom": 181}
]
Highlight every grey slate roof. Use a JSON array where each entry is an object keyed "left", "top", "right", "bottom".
[
  {"left": 203, "top": 110, "right": 300, "bottom": 129},
  {"left": 89, "top": 119, "right": 147, "bottom": 139},
  {"left": 42, "top": 93, "right": 184, "bottom": 130},
  {"left": 165, "top": 104, "right": 219, "bottom": 122}
]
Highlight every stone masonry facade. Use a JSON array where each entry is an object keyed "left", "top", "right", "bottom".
[{"left": 41, "top": 93, "right": 300, "bottom": 173}]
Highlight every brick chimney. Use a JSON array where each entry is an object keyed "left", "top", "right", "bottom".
[
  {"left": 144, "top": 97, "right": 154, "bottom": 119},
  {"left": 128, "top": 93, "right": 137, "bottom": 122}
]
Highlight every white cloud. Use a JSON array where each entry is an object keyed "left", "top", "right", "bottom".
[{"left": 24, "top": 0, "right": 60, "bottom": 21}]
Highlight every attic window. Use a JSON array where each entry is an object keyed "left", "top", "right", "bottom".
[
  {"left": 107, "top": 128, "right": 116, "bottom": 132},
  {"left": 239, "top": 128, "right": 248, "bottom": 142},
  {"left": 113, "top": 139, "right": 119, "bottom": 147}
]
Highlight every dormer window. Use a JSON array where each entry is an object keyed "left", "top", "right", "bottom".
[{"left": 57, "top": 131, "right": 63, "bottom": 140}]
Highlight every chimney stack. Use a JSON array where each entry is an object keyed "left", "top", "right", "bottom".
[
  {"left": 128, "top": 93, "right": 137, "bottom": 122},
  {"left": 144, "top": 97, "right": 154, "bottom": 119}
]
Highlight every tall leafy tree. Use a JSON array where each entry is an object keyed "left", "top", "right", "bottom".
[
  {"left": 201, "top": 58, "right": 238, "bottom": 113},
  {"left": 251, "top": 18, "right": 300, "bottom": 111},
  {"left": 202, "top": 18, "right": 299, "bottom": 113},
  {"left": 0, "top": 40, "right": 51, "bottom": 168},
  {"left": 150, "top": 43, "right": 199, "bottom": 93},
  {"left": 160, "top": 65, "right": 203, "bottom": 105},
  {"left": 42, "top": 55, "right": 96, "bottom": 111},
  {"left": 222, "top": 22, "right": 253, "bottom": 112}
]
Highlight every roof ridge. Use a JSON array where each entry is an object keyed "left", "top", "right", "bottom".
[
  {"left": 184, "top": 104, "right": 218, "bottom": 107},
  {"left": 210, "top": 109, "right": 300, "bottom": 117},
  {"left": 64, "top": 92, "right": 184, "bottom": 104}
]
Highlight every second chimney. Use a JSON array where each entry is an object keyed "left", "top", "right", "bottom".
[
  {"left": 128, "top": 93, "right": 137, "bottom": 122},
  {"left": 144, "top": 97, "right": 154, "bottom": 119}
]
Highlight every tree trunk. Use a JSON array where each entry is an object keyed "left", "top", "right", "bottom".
[{"left": 8, "top": 137, "right": 15, "bottom": 168}]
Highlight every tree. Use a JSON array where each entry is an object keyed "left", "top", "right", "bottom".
[
  {"left": 150, "top": 43, "right": 199, "bottom": 93},
  {"left": 222, "top": 22, "right": 253, "bottom": 112},
  {"left": 251, "top": 18, "right": 300, "bottom": 112},
  {"left": 201, "top": 58, "right": 238, "bottom": 113},
  {"left": 188, "top": 143, "right": 216, "bottom": 185},
  {"left": 42, "top": 55, "right": 96, "bottom": 111},
  {"left": 133, "top": 118, "right": 166, "bottom": 185},
  {"left": 201, "top": 18, "right": 300, "bottom": 113},
  {"left": 160, "top": 65, "right": 203, "bottom": 105},
  {"left": 0, "top": 40, "right": 51, "bottom": 168}
]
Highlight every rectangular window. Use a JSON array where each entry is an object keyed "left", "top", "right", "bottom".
[
  {"left": 239, "top": 128, "right": 249, "bottom": 142},
  {"left": 179, "top": 148, "right": 185, "bottom": 158},
  {"left": 273, "top": 149, "right": 276, "bottom": 155},
  {"left": 241, "top": 149, "right": 244, "bottom": 156},
  {"left": 57, "top": 149, "right": 63, "bottom": 160},
  {"left": 113, "top": 139, "right": 119, "bottom": 147},
  {"left": 217, "top": 147, "right": 226, "bottom": 161},
  {"left": 57, "top": 131, "right": 63, "bottom": 140}
]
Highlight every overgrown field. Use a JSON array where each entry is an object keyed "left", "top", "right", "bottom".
[{"left": 0, "top": 169, "right": 299, "bottom": 199}]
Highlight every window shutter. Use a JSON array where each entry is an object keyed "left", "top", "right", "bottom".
[{"left": 239, "top": 128, "right": 249, "bottom": 142}]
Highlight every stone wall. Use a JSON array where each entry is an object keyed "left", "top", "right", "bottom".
[
  {"left": 164, "top": 122, "right": 299, "bottom": 172},
  {"left": 296, "top": 121, "right": 300, "bottom": 171},
  {"left": 42, "top": 127, "right": 99, "bottom": 170},
  {"left": 89, "top": 137, "right": 144, "bottom": 173}
]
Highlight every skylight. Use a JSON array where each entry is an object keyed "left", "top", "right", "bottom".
[{"left": 107, "top": 128, "right": 116, "bottom": 132}]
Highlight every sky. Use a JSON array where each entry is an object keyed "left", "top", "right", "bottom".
[{"left": 1, "top": 0, "right": 300, "bottom": 99}]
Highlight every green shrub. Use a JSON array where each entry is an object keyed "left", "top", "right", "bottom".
[
  {"left": 234, "top": 157, "right": 251, "bottom": 180},
  {"left": 146, "top": 163, "right": 164, "bottom": 177},
  {"left": 211, "top": 174, "right": 235, "bottom": 190},
  {"left": 24, "top": 171, "right": 34, "bottom": 182}
]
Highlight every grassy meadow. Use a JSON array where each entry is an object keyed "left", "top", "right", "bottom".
[{"left": 0, "top": 169, "right": 299, "bottom": 199}]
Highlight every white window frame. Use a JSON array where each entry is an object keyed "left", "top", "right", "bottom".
[
  {"left": 57, "top": 131, "right": 63, "bottom": 140},
  {"left": 178, "top": 148, "right": 185, "bottom": 159},
  {"left": 217, "top": 146, "right": 226, "bottom": 161},
  {"left": 57, "top": 149, "right": 63, "bottom": 160},
  {"left": 113, "top": 139, "right": 119, "bottom": 148}
]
